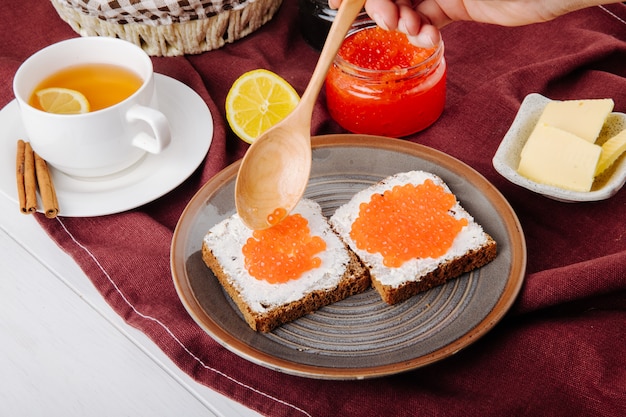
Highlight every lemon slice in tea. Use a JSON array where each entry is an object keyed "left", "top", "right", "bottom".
[
  {"left": 226, "top": 69, "right": 300, "bottom": 144},
  {"left": 35, "top": 87, "right": 90, "bottom": 114}
]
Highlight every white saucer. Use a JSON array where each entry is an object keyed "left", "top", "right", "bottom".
[{"left": 0, "top": 74, "right": 213, "bottom": 217}]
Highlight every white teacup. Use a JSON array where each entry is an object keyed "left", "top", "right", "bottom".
[{"left": 13, "top": 37, "right": 171, "bottom": 178}]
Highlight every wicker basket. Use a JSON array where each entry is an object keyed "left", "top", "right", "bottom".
[{"left": 50, "top": 0, "right": 284, "bottom": 57}]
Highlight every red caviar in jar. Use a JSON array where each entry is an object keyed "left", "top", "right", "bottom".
[
  {"left": 325, "top": 23, "right": 446, "bottom": 137},
  {"left": 243, "top": 213, "right": 327, "bottom": 283},
  {"left": 350, "top": 180, "right": 468, "bottom": 268}
]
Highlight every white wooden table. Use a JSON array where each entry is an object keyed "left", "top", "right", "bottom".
[{"left": 0, "top": 195, "right": 261, "bottom": 417}]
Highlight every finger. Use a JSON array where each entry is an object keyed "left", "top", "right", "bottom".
[
  {"left": 397, "top": 0, "right": 423, "bottom": 36},
  {"left": 365, "top": 0, "right": 402, "bottom": 31},
  {"left": 404, "top": 0, "right": 448, "bottom": 47},
  {"left": 415, "top": 0, "right": 453, "bottom": 28},
  {"left": 406, "top": 23, "right": 441, "bottom": 48}
]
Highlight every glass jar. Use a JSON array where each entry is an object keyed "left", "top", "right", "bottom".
[
  {"left": 325, "top": 20, "right": 447, "bottom": 138},
  {"left": 298, "top": 0, "right": 367, "bottom": 50},
  {"left": 298, "top": 0, "right": 336, "bottom": 50}
]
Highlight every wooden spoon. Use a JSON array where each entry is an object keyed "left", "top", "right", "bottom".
[{"left": 235, "top": 0, "right": 366, "bottom": 230}]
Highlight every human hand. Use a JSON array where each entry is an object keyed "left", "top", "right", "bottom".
[
  {"left": 328, "top": 0, "right": 621, "bottom": 47},
  {"left": 329, "top": 0, "right": 443, "bottom": 47}
]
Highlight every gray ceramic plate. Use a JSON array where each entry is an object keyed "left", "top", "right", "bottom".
[{"left": 171, "top": 135, "right": 526, "bottom": 380}]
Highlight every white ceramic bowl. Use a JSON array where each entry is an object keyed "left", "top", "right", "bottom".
[{"left": 492, "top": 93, "right": 626, "bottom": 202}]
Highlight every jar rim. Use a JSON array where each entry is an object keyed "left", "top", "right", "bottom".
[{"left": 333, "top": 20, "right": 444, "bottom": 76}]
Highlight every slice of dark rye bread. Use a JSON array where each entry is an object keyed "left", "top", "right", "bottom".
[
  {"left": 330, "top": 170, "right": 498, "bottom": 305},
  {"left": 201, "top": 199, "right": 370, "bottom": 333},
  {"left": 368, "top": 238, "right": 496, "bottom": 305},
  {"left": 201, "top": 245, "right": 369, "bottom": 332}
]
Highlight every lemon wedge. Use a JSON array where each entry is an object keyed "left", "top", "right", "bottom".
[
  {"left": 35, "top": 87, "right": 90, "bottom": 114},
  {"left": 225, "top": 69, "right": 299, "bottom": 144}
]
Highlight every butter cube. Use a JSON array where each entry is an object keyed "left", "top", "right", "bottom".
[
  {"left": 518, "top": 124, "right": 602, "bottom": 192},
  {"left": 537, "top": 99, "right": 614, "bottom": 143},
  {"left": 595, "top": 129, "right": 626, "bottom": 176}
]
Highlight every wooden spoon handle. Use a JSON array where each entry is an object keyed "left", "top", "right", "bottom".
[{"left": 299, "top": 0, "right": 366, "bottom": 111}]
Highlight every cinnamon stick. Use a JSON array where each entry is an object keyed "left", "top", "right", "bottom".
[
  {"left": 34, "top": 151, "right": 59, "bottom": 219},
  {"left": 16, "top": 139, "right": 37, "bottom": 214}
]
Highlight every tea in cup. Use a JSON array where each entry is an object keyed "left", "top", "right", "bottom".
[
  {"left": 29, "top": 63, "right": 143, "bottom": 113},
  {"left": 13, "top": 36, "right": 171, "bottom": 178}
]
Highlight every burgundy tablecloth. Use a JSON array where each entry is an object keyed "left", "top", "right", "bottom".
[{"left": 2, "top": 2, "right": 625, "bottom": 416}]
